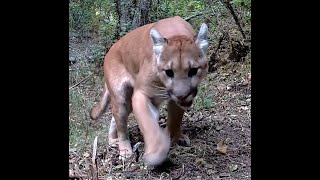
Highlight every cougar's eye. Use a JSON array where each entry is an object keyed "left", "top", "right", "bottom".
[
  {"left": 188, "top": 68, "right": 198, "bottom": 77},
  {"left": 165, "top": 69, "right": 174, "bottom": 78}
]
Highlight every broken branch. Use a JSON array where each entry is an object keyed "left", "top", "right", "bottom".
[
  {"left": 221, "top": 0, "right": 246, "bottom": 39},
  {"left": 69, "top": 73, "right": 94, "bottom": 90}
]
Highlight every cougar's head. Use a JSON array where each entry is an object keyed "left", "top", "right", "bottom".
[{"left": 150, "top": 24, "right": 209, "bottom": 110}]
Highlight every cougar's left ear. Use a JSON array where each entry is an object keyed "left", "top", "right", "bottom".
[
  {"left": 150, "top": 28, "right": 167, "bottom": 58},
  {"left": 195, "top": 23, "right": 209, "bottom": 55}
]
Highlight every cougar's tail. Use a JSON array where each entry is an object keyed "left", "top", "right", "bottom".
[{"left": 90, "top": 83, "right": 110, "bottom": 120}]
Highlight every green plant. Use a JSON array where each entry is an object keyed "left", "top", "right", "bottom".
[
  {"left": 194, "top": 82, "right": 214, "bottom": 110},
  {"left": 231, "top": 0, "right": 251, "bottom": 23}
]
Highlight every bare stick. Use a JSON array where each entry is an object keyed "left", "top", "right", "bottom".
[
  {"left": 92, "top": 136, "right": 99, "bottom": 180},
  {"left": 92, "top": 136, "right": 98, "bottom": 165},
  {"left": 69, "top": 73, "right": 94, "bottom": 90},
  {"left": 69, "top": 175, "right": 85, "bottom": 179},
  {"left": 69, "top": 175, "right": 107, "bottom": 180},
  {"left": 185, "top": 11, "right": 220, "bottom": 21},
  {"left": 184, "top": 12, "right": 204, "bottom": 21},
  {"left": 209, "top": 33, "right": 225, "bottom": 72}
]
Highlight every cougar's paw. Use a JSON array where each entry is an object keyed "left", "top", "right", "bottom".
[
  {"left": 143, "top": 130, "right": 171, "bottom": 167},
  {"left": 118, "top": 140, "right": 133, "bottom": 160},
  {"left": 143, "top": 150, "right": 169, "bottom": 167},
  {"left": 176, "top": 134, "right": 191, "bottom": 146}
]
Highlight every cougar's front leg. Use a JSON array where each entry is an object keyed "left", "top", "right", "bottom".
[
  {"left": 132, "top": 90, "right": 170, "bottom": 166},
  {"left": 166, "top": 100, "right": 190, "bottom": 146}
]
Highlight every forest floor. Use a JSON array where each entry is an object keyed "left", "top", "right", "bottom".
[{"left": 69, "top": 23, "right": 251, "bottom": 180}]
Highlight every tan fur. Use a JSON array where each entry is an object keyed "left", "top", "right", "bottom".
[{"left": 90, "top": 16, "right": 209, "bottom": 166}]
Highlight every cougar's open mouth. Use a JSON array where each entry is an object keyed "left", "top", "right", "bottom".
[
  {"left": 179, "top": 101, "right": 192, "bottom": 107},
  {"left": 176, "top": 100, "right": 193, "bottom": 110}
]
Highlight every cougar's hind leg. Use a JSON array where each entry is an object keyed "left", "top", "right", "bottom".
[
  {"left": 110, "top": 82, "right": 134, "bottom": 159},
  {"left": 108, "top": 116, "right": 118, "bottom": 147}
]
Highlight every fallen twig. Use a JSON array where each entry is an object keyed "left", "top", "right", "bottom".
[
  {"left": 184, "top": 10, "right": 218, "bottom": 21},
  {"left": 69, "top": 175, "right": 85, "bottom": 179},
  {"left": 74, "top": 164, "right": 85, "bottom": 179},
  {"left": 69, "top": 73, "right": 94, "bottom": 90},
  {"left": 91, "top": 136, "right": 99, "bottom": 180},
  {"left": 214, "top": 33, "right": 225, "bottom": 57},
  {"left": 92, "top": 136, "right": 98, "bottom": 165},
  {"left": 69, "top": 175, "right": 107, "bottom": 180},
  {"left": 209, "top": 33, "right": 225, "bottom": 72},
  {"left": 173, "top": 164, "right": 185, "bottom": 180},
  {"left": 184, "top": 12, "right": 204, "bottom": 21}
]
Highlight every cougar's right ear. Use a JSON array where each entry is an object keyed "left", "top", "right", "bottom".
[
  {"left": 150, "top": 28, "right": 167, "bottom": 59},
  {"left": 195, "top": 23, "right": 209, "bottom": 55}
]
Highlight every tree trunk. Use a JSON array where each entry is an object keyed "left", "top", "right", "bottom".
[
  {"left": 140, "top": 0, "right": 151, "bottom": 25},
  {"left": 115, "top": 0, "right": 121, "bottom": 40},
  {"left": 115, "top": 0, "right": 152, "bottom": 39}
]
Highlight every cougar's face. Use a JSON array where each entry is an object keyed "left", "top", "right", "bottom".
[
  {"left": 158, "top": 40, "right": 208, "bottom": 109},
  {"left": 150, "top": 24, "right": 209, "bottom": 109}
]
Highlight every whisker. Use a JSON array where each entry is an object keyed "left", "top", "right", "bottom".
[
  {"left": 155, "top": 90, "right": 167, "bottom": 93},
  {"left": 151, "top": 84, "right": 166, "bottom": 90},
  {"left": 154, "top": 92, "right": 167, "bottom": 94},
  {"left": 158, "top": 96, "right": 170, "bottom": 100},
  {"left": 157, "top": 91, "right": 167, "bottom": 94},
  {"left": 155, "top": 96, "right": 169, "bottom": 99},
  {"left": 155, "top": 94, "right": 170, "bottom": 98},
  {"left": 154, "top": 93, "right": 169, "bottom": 96},
  {"left": 155, "top": 88, "right": 167, "bottom": 91}
]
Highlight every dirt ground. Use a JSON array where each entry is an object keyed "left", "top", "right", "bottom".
[{"left": 69, "top": 29, "right": 251, "bottom": 179}]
